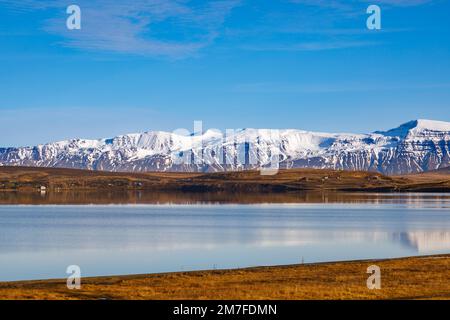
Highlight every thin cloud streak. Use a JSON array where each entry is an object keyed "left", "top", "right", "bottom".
[
  {"left": 0, "top": 0, "right": 241, "bottom": 58},
  {"left": 232, "top": 0, "right": 433, "bottom": 53},
  {"left": 233, "top": 82, "right": 450, "bottom": 94},
  {"left": 291, "top": 0, "right": 433, "bottom": 10},
  {"left": 241, "top": 40, "right": 381, "bottom": 52}
]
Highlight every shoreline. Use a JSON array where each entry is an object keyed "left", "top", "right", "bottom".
[
  {"left": 1, "top": 254, "right": 449, "bottom": 300},
  {"left": 1, "top": 166, "right": 449, "bottom": 195},
  {"left": 0, "top": 166, "right": 449, "bottom": 205},
  {"left": 1, "top": 189, "right": 449, "bottom": 205}
]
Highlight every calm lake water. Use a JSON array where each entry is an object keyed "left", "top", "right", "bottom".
[{"left": 1, "top": 193, "right": 450, "bottom": 281}]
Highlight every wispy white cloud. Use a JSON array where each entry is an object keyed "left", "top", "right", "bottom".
[
  {"left": 0, "top": 0, "right": 434, "bottom": 56},
  {"left": 289, "top": 0, "right": 356, "bottom": 12},
  {"left": 0, "top": 0, "right": 241, "bottom": 58},
  {"left": 233, "top": 81, "right": 450, "bottom": 94},
  {"left": 362, "top": 0, "right": 433, "bottom": 7},
  {"left": 234, "top": 0, "right": 433, "bottom": 53},
  {"left": 241, "top": 40, "right": 380, "bottom": 52},
  {"left": 291, "top": 0, "right": 433, "bottom": 10}
]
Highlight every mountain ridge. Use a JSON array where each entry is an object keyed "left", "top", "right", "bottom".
[{"left": 1, "top": 119, "right": 449, "bottom": 175}]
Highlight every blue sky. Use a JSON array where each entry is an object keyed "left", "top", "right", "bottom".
[{"left": 1, "top": 0, "right": 449, "bottom": 147}]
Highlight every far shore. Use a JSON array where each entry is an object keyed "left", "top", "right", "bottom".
[
  {"left": 1, "top": 254, "right": 449, "bottom": 300},
  {"left": 0, "top": 166, "right": 449, "bottom": 197}
]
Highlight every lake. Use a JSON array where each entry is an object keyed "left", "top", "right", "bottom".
[{"left": 1, "top": 193, "right": 450, "bottom": 281}]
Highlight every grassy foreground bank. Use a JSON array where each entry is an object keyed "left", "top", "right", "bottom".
[{"left": 1, "top": 255, "right": 449, "bottom": 300}]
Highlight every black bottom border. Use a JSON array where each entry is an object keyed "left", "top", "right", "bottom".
[{"left": 1, "top": 300, "right": 448, "bottom": 319}]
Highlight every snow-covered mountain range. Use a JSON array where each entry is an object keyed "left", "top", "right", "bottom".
[{"left": 1, "top": 119, "right": 449, "bottom": 175}]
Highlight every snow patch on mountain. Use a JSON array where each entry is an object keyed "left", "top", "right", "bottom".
[
  {"left": 0, "top": 119, "right": 449, "bottom": 175},
  {"left": 375, "top": 119, "right": 450, "bottom": 138}
]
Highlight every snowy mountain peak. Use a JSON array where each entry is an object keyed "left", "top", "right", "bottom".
[
  {"left": 414, "top": 119, "right": 450, "bottom": 131},
  {"left": 0, "top": 120, "right": 449, "bottom": 175},
  {"left": 376, "top": 119, "right": 450, "bottom": 138}
]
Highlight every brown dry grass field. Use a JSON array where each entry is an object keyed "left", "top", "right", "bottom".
[
  {"left": 0, "top": 166, "right": 449, "bottom": 194},
  {"left": 1, "top": 255, "right": 449, "bottom": 300}
]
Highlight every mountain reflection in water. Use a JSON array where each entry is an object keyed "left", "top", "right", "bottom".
[
  {"left": 0, "top": 193, "right": 449, "bottom": 281},
  {"left": 1, "top": 190, "right": 450, "bottom": 207}
]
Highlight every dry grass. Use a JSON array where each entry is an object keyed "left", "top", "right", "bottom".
[
  {"left": 0, "top": 166, "right": 449, "bottom": 194},
  {"left": 1, "top": 255, "right": 449, "bottom": 300}
]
